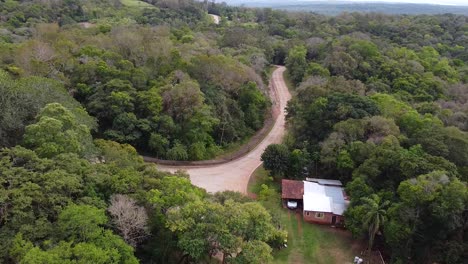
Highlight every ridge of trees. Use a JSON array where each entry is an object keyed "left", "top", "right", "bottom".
[{"left": 0, "top": 102, "right": 285, "bottom": 263}]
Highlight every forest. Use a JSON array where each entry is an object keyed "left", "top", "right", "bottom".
[{"left": 0, "top": 0, "right": 467, "bottom": 263}]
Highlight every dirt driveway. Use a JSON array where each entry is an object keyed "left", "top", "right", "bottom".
[{"left": 157, "top": 66, "right": 291, "bottom": 193}]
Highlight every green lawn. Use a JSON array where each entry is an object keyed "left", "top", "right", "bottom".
[
  {"left": 249, "top": 166, "right": 363, "bottom": 264},
  {"left": 120, "top": 0, "right": 155, "bottom": 8}
]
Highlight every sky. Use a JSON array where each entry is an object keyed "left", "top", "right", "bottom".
[
  {"left": 230, "top": 0, "right": 468, "bottom": 6},
  {"left": 316, "top": 0, "right": 468, "bottom": 6}
]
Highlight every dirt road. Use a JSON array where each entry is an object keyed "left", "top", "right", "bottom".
[{"left": 158, "top": 66, "right": 291, "bottom": 193}]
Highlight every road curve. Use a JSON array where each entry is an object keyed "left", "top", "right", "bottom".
[{"left": 157, "top": 66, "right": 291, "bottom": 194}]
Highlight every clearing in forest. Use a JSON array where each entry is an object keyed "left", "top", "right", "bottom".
[
  {"left": 249, "top": 167, "right": 363, "bottom": 264},
  {"left": 120, "top": 0, "right": 156, "bottom": 8}
]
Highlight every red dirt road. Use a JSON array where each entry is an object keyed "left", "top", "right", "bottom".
[{"left": 157, "top": 66, "right": 291, "bottom": 193}]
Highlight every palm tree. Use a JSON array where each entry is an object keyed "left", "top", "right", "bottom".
[{"left": 361, "top": 194, "right": 389, "bottom": 252}]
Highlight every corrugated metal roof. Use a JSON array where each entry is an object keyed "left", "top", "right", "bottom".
[
  {"left": 306, "top": 178, "right": 343, "bottom": 186},
  {"left": 303, "top": 193, "right": 332, "bottom": 212},
  {"left": 281, "top": 179, "right": 304, "bottom": 199},
  {"left": 303, "top": 181, "right": 348, "bottom": 215}
]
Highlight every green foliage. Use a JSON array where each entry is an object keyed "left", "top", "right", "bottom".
[
  {"left": 149, "top": 176, "right": 205, "bottom": 211},
  {"left": 261, "top": 144, "right": 290, "bottom": 177},
  {"left": 0, "top": 71, "right": 96, "bottom": 148},
  {"left": 166, "top": 198, "right": 284, "bottom": 263},
  {"left": 94, "top": 139, "right": 144, "bottom": 168},
  {"left": 306, "top": 62, "right": 330, "bottom": 77},
  {"left": 57, "top": 204, "right": 107, "bottom": 242},
  {"left": 360, "top": 195, "right": 389, "bottom": 251},
  {"left": 289, "top": 93, "right": 381, "bottom": 146},
  {"left": 1, "top": 1, "right": 468, "bottom": 263},
  {"left": 166, "top": 142, "right": 189, "bottom": 161},
  {"left": 23, "top": 103, "right": 95, "bottom": 158},
  {"left": 238, "top": 82, "right": 268, "bottom": 130},
  {"left": 285, "top": 45, "right": 307, "bottom": 84},
  {"left": 383, "top": 171, "right": 468, "bottom": 262},
  {"left": 3, "top": 107, "right": 278, "bottom": 263}
]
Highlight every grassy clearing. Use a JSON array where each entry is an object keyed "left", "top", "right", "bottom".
[
  {"left": 248, "top": 166, "right": 363, "bottom": 264},
  {"left": 120, "top": 0, "right": 155, "bottom": 8},
  {"left": 248, "top": 165, "right": 271, "bottom": 194}
]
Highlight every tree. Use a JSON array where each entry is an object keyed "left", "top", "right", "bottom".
[
  {"left": 385, "top": 171, "right": 467, "bottom": 263},
  {"left": 58, "top": 204, "right": 107, "bottom": 242},
  {"left": 95, "top": 139, "right": 144, "bottom": 168},
  {"left": 162, "top": 79, "right": 204, "bottom": 123},
  {"left": 261, "top": 144, "right": 290, "bottom": 177},
  {"left": 285, "top": 45, "right": 307, "bottom": 84},
  {"left": 11, "top": 231, "right": 139, "bottom": 264},
  {"left": 324, "top": 51, "right": 357, "bottom": 79},
  {"left": 23, "top": 103, "right": 95, "bottom": 158},
  {"left": 149, "top": 176, "right": 206, "bottom": 212},
  {"left": 306, "top": 62, "right": 330, "bottom": 77},
  {"left": 288, "top": 148, "right": 310, "bottom": 179},
  {"left": 87, "top": 79, "right": 137, "bottom": 125},
  {"left": 148, "top": 133, "right": 169, "bottom": 158},
  {"left": 238, "top": 82, "right": 267, "bottom": 130},
  {"left": 234, "top": 240, "right": 273, "bottom": 264},
  {"left": 165, "top": 199, "right": 284, "bottom": 263},
  {"left": 0, "top": 71, "right": 96, "bottom": 148},
  {"left": 166, "top": 142, "right": 189, "bottom": 161},
  {"left": 136, "top": 87, "right": 163, "bottom": 117},
  {"left": 361, "top": 194, "right": 389, "bottom": 252},
  {"left": 108, "top": 194, "right": 149, "bottom": 247}
]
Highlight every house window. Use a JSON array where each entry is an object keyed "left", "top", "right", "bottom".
[
  {"left": 305, "top": 212, "right": 310, "bottom": 216},
  {"left": 315, "top": 212, "right": 325, "bottom": 219}
]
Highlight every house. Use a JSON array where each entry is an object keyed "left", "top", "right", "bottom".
[{"left": 281, "top": 178, "right": 349, "bottom": 225}]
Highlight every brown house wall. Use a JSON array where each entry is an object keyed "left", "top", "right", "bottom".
[{"left": 303, "top": 211, "right": 344, "bottom": 225}]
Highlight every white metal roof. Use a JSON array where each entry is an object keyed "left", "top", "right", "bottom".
[
  {"left": 302, "top": 181, "right": 348, "bottom": 215},
  {"left": 306, "top": 178, "right": 343, "bottom": 186},
  {"left": 303, "top": 193, "right": 332, "bottom": 212}
]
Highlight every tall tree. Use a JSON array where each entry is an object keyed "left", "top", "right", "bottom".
[
  {"left": 261, "top": 144, "right": 290, "bottom": 177},
  {"left": 285, "top": 45, "right": 307, "bottom": 84},
  {"left": 361, "top": 194, "right": 389, "bottom": 251}
]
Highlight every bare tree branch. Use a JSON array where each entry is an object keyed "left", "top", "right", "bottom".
[{"left": 108, "top": 194, "right": 149, "bottom": 247}]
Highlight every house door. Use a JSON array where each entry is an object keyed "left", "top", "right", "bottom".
[{"left": 332, "top": 216, "right": 337, "bottom": 225}]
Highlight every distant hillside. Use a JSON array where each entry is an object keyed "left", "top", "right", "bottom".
[{"left": 221, "top": 0, "right": 468, "bottom": 15}]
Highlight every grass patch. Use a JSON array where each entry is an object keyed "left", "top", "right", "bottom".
[
  {"left": 248, "top": 166, "right": 272, "bottom": 194},
  {"left": 120, "top": 0, "right": 155, "bottom": 8},
  {"left": 249, "top": 166, "right": 362, "bottom": 264}
]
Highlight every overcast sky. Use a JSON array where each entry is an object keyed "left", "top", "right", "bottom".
[
  {"left": 299, "top": 0, "right": 467, "bottom": 5},
  {"left": 229, "top": 0, "right": 468, "bottom": 6}
]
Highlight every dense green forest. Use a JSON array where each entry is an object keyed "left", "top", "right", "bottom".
[
  {"left": 0, "top": 0, "right": 467, "bottom": 263},
  {"left": 257, "top": 4, "right": 468, "bottom": 264},
  {"left": 0, "top": 0, "right": 270, "bottom": 161}
]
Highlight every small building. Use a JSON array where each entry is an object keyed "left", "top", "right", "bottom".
[
  {"left": 281, "top": 178, "right": 349, "bottom": 226},
  {"left": 281, "top": 179, "right": 304, "bottom": 209}
]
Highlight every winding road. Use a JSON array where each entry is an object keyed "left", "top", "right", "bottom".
[{"left": 157, "top": 66, "right": 291, "bottom": 194}]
